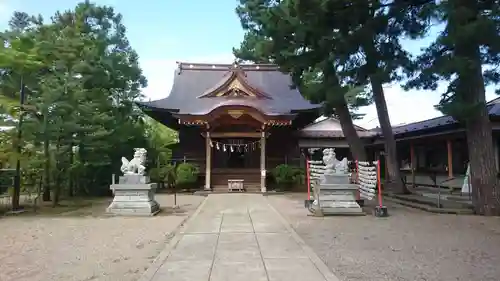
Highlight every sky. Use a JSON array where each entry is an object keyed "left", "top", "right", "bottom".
[{"left": 1, "top": 0, "right": 498, "bottom": 129}]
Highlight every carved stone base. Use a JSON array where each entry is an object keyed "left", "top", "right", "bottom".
[
  {"left": 322, "top": 174, "right": 350, "bottom": 184},
  {"left": 309, "top": 183, "right": 364, "bottom": 216},
  {"left": 107, "top": 182, "right": 160, "bottom": 216},
  {"left": 119, "top": 175, "right": 150, "bottom": 184}
]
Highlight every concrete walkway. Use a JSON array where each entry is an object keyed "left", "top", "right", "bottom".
[{"left": 139, "top": 194, "right": 339, "bottom": 281}]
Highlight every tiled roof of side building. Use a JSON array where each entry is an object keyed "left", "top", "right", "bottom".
[
  {"left": 299, "top": 130, "right": 376, "bottom": 138},
  {"left": 370, "top": 97, "right": 500, "bottom": 136},
  {"left": 137, "top": 63, "right": 321, "bottom": 116},
  {"left": 297, "top": 117, "right": 375, "bottom": 138}
]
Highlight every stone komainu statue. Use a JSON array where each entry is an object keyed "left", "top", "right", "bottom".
[{"left": 120, "top": 148, "right": 147, "bottom": 175}]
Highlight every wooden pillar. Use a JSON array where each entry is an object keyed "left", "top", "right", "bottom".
[
  {"left": 205, "top": 131, "right": 211, "bottom": 190},
  {"left": 446, "top": 139, "right": 453, "bottom": 178},
  {"left": 410, "top": 142, "right": 416, "bottom": 189},
  {"left": 260, "top": 130, "right": 266, "bottom": 193}
]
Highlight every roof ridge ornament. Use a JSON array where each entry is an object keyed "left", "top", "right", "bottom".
[
  {"left": 175, "top": 62, "right": 280, "bottom": 71},
  {"left": 197, "top": 69, "right": 271, "bottom": 99}
]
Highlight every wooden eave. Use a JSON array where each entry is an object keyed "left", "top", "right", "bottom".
[
  {"left": 174, "top": 111, "right": 294, "bottom": 127},
  {"left": 197, "top": 69, "right": 272, "bottom": 99}
]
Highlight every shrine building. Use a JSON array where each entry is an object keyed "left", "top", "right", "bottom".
[
  {"left": 138, "top": 62, "right": 500, "bottom": 194},
  {"left": 137, "top": 63, "right": 321, "bottom": 192}
]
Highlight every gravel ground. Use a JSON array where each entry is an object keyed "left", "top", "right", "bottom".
[
  {"left": 0, "top": 194, "right": 205, "bottom": 281},
  {"left": 268, "top": 193, "right": 500, "bottom": 281}
]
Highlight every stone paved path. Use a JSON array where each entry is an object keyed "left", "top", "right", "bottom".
[{"left": 139, "top": 194, "right": 339, "bottom": 281}]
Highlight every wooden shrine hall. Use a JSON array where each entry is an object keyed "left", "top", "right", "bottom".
[{"left": 137, "top": 63, "right": 320, "bottom": 192}]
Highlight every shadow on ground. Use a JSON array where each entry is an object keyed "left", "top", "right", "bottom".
[
  {"left": 1, "top": 193, "right": 196, "bottom": 218},
  {"left": 269, "top": 192, "right": 500, "bottom": 281}
]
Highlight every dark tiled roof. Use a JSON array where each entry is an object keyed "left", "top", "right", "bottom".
[
  {"left": 389, "top": 115, "right": 455, "bottom": 135},
  {"left": 370, "top": 97, "right": 500, "bottom": 136},
  {"left": 299, "top": 130, "right": 376, "bottom": 138},
  {"left": 297, "top": 117, "right": 373, "bottom": 138},
  {"left": 138, "top": 63, "right": 320, "bottom": 116}
]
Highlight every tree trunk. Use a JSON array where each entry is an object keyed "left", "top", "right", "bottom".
[
  {"left": 11, "top": 77, "right": 26, "bottom": 211},
  {"left": 76, "top": 132, "right": 91, "bottom": 195},
  {"left": 68, "top": 144, "right": 74, "bottom": 197},
  {"left": 460, "top": 54, "right": 499, "bottom": 215},
  {"left": 465, "top": 108, "right": 500, "bottom": 215},
  {"left": 369, "top": 76, "right": 407, "bottom": 193},
  {"left": 52, "top": 137, "right": 63, "bottom": 207},
  {"left": 42, "top": 120, "right": 51, "bottom": 202},
  {"left": 452, "top": 0, "right": 500, "bottom": 215},
  {"left": 334, "top": 97, "right": 367, "bottom": 161},
  {"left": 322, "top": 68, "right": 368, "bottom": 162}
]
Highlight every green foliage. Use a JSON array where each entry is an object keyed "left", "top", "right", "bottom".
[
  {"left": 234, "top": 1, "right": 372, "bottom": 118},
  {"left": 149, "top": 164, "right": 176, "bottom": 187},
  {"left": 175, "top": 163, "right": 199, "bottom": 187},
  {"left": 0, "top": 95, "right": 19, "bottom": 118},
  {"left": 144, "top": 116, "right": 178, "bottom": 168},
  {"left": 0, "top": 169, "right": 15, "bottom": 194},
  {"left": 271, "top": 164, "right": 303, "bottom": 187},
  {"left": 235, "top": 0, "right": 422, "bottom": 192},
  {"left": 402, "top": 1, "right": 500, "bottom": 214},
  {"left": 405, "top": 1, "right": 500, "bottom": 119},
  {"left": 0, "top": 3, "right": 169, "bottom": 204}
]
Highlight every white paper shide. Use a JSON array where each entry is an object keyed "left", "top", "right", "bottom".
[{"left": 357, "top": 161, "right": 378, "bottom": 201}]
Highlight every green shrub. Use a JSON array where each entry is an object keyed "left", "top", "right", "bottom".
[
  {"left": 148, "top": 167, "right": 162, "bottom": 182},
  {"left": 149, "top": 164, "right": 176, "bottom": 187},
  {"left": 175, "top": 163, "right": 199, "bottom": 187},
  {"left": 271, "top": 164, "right": 303, "bottom": 190},
  {"left": 294, "top": 167, "right": 306, "bottom": 184}
]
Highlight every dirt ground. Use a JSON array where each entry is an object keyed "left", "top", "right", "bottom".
[
  {"left": 268, "top": 193, "right": 500, "bottom": 281},
  {"left": 0, "top": 194, "right": 205, "bottom": 281}
]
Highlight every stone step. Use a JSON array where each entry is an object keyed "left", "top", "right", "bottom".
[
  {"left": 386, "top": 192, "right": 473, "bottom": 209},
  {"left": 384, "top": 196, "right": 475, "bottom": 215},
  {"left": 212, "top": 184, "right": 261, "bottom": 193}
]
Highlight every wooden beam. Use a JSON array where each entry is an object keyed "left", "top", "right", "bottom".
[
  {"left": 202, "top": 132, "right": 268, "bottom": 138},
  {"left": 447, "top": 139, "right": 453, "bottom": 178}
]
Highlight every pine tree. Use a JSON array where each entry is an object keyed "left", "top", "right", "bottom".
[
  {"left": 406, "top": 0, "right": 500, "bottom": 215},
  {"left": 235, "top": 0, "right": 372, "bottom": 161},
  {"left": 299, "top": 0, "right": 430, "bottom": 193},
  {"left": 0, "top": 2, "right": 151, "bottom": 205},
  {"left": 0, "top": 12, "right": 44, "bottom": 209}
]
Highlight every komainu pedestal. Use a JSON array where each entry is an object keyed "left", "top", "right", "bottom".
[
  {"left": 311, "top": 174, "right": 364, "bottom": 216},
  {"left": 309, "top": 148, "right": 364, "bottom": 216},
  {"left": 107, "top": 175, "right": 160, "bottom": 216}
]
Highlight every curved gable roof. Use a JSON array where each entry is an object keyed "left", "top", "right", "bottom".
[{"left": 137, "top": 63, "right": 320, "bottom": 116}]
